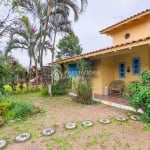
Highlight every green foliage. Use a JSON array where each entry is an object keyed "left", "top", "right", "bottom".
[
  {"left": 4, "top": 101, "right": 34, "bottom": 121},
  {"left": 4, "top": 84, "right": 13, "bottom": 94},
  {"left": 75, "top": 59, "right": 93, "bottom": 104},
  {"left": 141, "top": 70, "right": 150, "bottom": 84},
  {"left": 124, "top": 70, "right": 150, "bottom": 123},
  {"left": 77, "top": 59, "right": 92, "bottom": 79},
  {"left": 0, "top": 101, "right": 11, "bottom": 116},
  {"left": 46, "top": 144, "right": 53, "bottom": 150},
  {"left": 0, "top": 97, "right": 35, "bottom": 121},
  {"left": 52, "top": 81, "right": 67, "bottom": 96},
  {"left": 0, "top": 52, "right": 18, "bottom": 87},
  {"left": 21, "top": 16, "right": 29, "bottom": 27},
  {"left": 0, "top": 65, "right": 6, "bottom": 94},
  {"left": 40, "top": 78, "right": 72, "bottom": 96},
  {"left": 4, "top": 84, "right": 27, "bottom": 94},
  {"left": 142, "top": 124, "right": 150, "bottom": 132},
  {"left": 76, "top": 80, "right": 93, "bottom": 104},
  {"left": 0, "top": 51, "right": 26, "bottom": 94},
  {"left": 40, "top": 88, "right": 49, "bottom": 96},
  {"left": 56, "top": 35, "right": 82, "bottom": 60}
]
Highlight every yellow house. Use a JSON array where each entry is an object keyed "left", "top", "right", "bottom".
[{"left": 55, "top": 9, "right": 150, "bottom": 100}]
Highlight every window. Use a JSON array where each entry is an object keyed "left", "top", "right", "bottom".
[
  {"left": 68, "top": 64, "right": 79, "bottom": 77},
  {"left": 132, "top": 57, "right": 141, "bottom": 75},
  {"left": 125, "top": 33, "right": 130, "bottom": 39},
  {"left": 119, "top": 62, "right": 126, "bottom": 78}
]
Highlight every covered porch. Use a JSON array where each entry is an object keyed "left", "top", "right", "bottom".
[{"left": 93, "top": 94, "right": 138, "bottom": 111}]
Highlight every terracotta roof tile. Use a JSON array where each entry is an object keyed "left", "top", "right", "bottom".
[
  {"left": 54, "top": 37, "right": 150, "bottom": 64},
  {"left": 100, "top": 9, "right": 150, "bottom": 33}
]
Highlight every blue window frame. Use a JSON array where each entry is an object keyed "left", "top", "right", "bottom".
[
  {"left": 119, "top": 62, "right": 126, "bottom": 78},
  {"left": 68, "top": 64, "right": 79, "bottom": 77},
  {"left": 132, "top": 57, "right": 141, "bottom": 75}
]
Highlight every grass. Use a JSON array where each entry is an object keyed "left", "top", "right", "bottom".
[
  {"left": 90, "top": 137, "right": 99, "bottom": 144},
  {"left": 0, "top": 92, "right": 149, "bottom": 150},
  {"left": 46, "top": 144, "right": 53, "bottom": 150},
  {"left": 51, "top": 137, "right": 69, "bottom": 150},
  {"left": 142, "top": 124, "right": 150, "bottom": 131}
]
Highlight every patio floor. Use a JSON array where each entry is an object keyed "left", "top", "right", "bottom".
[
  {"left": 69, "top": 92, "right": 142, "bottom": 112},
  {"left": 93, "top": 94, "right": 135, "bottom": 111},
  {"left": 94, "top": 94, "right": 130, "bottom": 106}
]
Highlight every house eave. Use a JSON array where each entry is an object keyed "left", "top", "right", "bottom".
[{"left": 52, "top": 37, "right": 150, "bottom": 65}]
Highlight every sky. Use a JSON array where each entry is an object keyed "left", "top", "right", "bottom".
[{"left": 2, "top": 0, "right": 150, "bottom": 67}]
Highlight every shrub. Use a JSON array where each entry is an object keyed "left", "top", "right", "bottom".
[
  {"left": 40, "top": 88, "right": 49, "bottom": 96},
  {"left": 76, "top": 80, "right": 93, "bottom": 105},
  {"left": 4, "top": 85, "right": 13, "bottom": 94},
  {"left": 2, "top": 100, "right": 35, "bottom": 121},
  {"left": 40, "top": 79, "right": 71, "bottom": 96},
  {"left": 124, "top": 70, "right": 150, "bottom": 123},
  {"left": 52, "top": 81, "right": 67, "bottom": 95},
  {"left": 75, "top": 59, "right": 93, "bottom": 105},
  {"left": 141, "top": 70, "right": 150, "bottom": 84},
  {"left": 0, "top": 101, "right": 11, "bottom": 116}
]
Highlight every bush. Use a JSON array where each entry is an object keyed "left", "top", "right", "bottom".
[
  {"left": 76, "top": 80, "right": 93, "bottom": 105},
  {"left": 0, "top": 99, "right": 35, "bottom": 121},
  {"left": 4, "top": 85, "right": 13, "bottom": 94},
  {"left": 124, "top": 70, "right": 150, "bottom": 123},
  {"left": 0, "top": 101, "right": 11, "bottom": 116},
  {"left": 40, "top": 79, "right": 71, "bottom": 96},
  {"left": 141, "top": 70, "right": 150, "bottom": 84},
  {"left": 40, "top": 87, "right": 49, "bottom": 96},
  {"left": 7, "top": 102, "right": 33, "bottom": 119},
  {"left": 52, "top": 81, "right": 67, "bottom": 95}
]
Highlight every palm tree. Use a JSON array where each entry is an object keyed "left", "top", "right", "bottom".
[
  {"left": 10, "top": 0, "right": 87, "bottom": 96},
  {"left": 11, "top": 0, "right": 88, "bottom": 68},
  {"left": 5, "top": 16, "right": 37, "bottom": 69},
  {"left": 48, "top": 4, "right": 75, "bottom": 63},
  {"left": 44, "top": 0, "right": 87, "bottom": 66}
]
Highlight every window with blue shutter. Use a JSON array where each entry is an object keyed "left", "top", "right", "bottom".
[
  {"left": 119, "top": 62, "right": 126, "bottom": 78},
  {"left": 132, "top": 57, "right": 141, "bottom": 75},
  {"left": 68, "top": 64, "right": 79, "bottom": 77}
]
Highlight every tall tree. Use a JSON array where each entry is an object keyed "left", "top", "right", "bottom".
[
  {"left": 56, "top": 34, "right": 82, "bottom": 60},
  {"left": 6, "top": 0, "right": 87, "bottom": 96},
  {"left": 11, "top": 0, "right": 88, "bottom": 68},
  {"left": 5, "top": 16, "right": 39, "bottom": 69},
  {"left": 0, "top": 50, "right": 25, "bottom": 93}
]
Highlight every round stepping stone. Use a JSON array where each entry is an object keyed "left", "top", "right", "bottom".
[
  {"left": 0, "top": 140, "right": 7, "bottom": 149},
  {"left": 116, "top": 116, "right": 127, "bottom": 122},
  {"left": 65, "top": 122, "right": 77, "bottom": 130},
  {"left": 130, "top": 115, "right": 140, "bottom": 121},
  {"left": 41, "top": 128, "right": 55, "bottom": 136},
  {"left": 16, "top": 133, "right": 31, "bottom": 142},
  {"left": 99, "top": 118, "right": 111, "bottom": 124},
  {"left": 82, "top": 120, "right": 93, "bottom": 127}
]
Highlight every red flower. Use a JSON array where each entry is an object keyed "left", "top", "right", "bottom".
[{"left": 31, "top": 28, "right": 36, "bottom": 33}]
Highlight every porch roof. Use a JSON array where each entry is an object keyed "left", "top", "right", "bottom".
[
  {"left": 100, "top": 9, "right": 150, "bottom": 35},
  {"left": 52, "top": 36, "right": 150, "bottom": 65}
]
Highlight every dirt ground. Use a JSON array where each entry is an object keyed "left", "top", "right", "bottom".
[{"left": 0, "top": 94, "right": 150, "bottom": 150}]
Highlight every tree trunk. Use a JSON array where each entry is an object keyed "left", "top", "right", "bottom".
[{"left": 39, "top": 4, "right": 51, "bottom": 69}]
